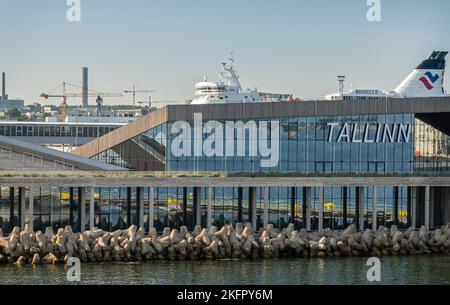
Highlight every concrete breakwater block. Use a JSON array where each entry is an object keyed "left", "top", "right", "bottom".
[{"left": 0, "top": 223, "right": 450, "bottom": 265}]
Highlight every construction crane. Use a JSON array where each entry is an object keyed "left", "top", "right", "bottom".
[
  {"left": 40, "top": 82, "right": 123, "bottom": 121},
  {"left": 124, "top": 85, "right": 155, "bottom": 108},
  {"left": 137, "top": 96, "right": 171, "bottom": 110},
  {"left": 137, "top": 96, "right": 152, "bottom": 109}
]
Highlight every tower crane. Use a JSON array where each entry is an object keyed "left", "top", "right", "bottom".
[
  {"left": 40, "top": 82, "right": 123, "bottom": 121},
  {"left": 124, "top": 85, "right": 155, "bottom": 108},
  {"left": 137, "top": 96, "right": 171, "bottom": 110}
]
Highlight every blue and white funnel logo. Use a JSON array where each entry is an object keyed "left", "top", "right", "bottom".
[{"left": 419, "top": 71, "right": 440, "bottom": 90}]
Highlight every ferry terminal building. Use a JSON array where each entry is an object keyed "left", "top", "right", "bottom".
[{"left": 1, "top": 97, "right": 450, "bottom": 234}]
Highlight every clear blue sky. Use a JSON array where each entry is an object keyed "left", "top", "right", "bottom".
[{"left": 1, "top": 0, "right": 449, "bottom": 105}]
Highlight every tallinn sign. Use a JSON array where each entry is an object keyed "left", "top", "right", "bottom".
[{"left": 327, "top": 122, "right": 412, "bottom": 143}]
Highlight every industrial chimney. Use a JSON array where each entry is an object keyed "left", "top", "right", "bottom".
[
  {"left": 1, "top": 72, "right": 6, "bottom": 100},
  {"left": 82, "top": 67, "right": 88, "bottom": 107}
]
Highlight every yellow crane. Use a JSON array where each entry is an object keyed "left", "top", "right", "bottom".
[{"left": 40, "top": 82, "right": 123, "bottom": 121}]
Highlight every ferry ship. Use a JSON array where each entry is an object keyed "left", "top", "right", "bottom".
[
  {"left": 325, "top": 51, "right": 448, "bottom": 100},
  {"left": 191, "top": 57, "right": 294, "bottom": 104}
]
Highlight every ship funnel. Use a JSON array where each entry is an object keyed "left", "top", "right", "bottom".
[{"left": 394, "top": 50, "right": 447, "bottom": 97}]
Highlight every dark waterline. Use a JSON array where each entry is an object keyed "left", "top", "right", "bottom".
[{"left": 1, "top": 256, "right": 450, "bottom": 285}]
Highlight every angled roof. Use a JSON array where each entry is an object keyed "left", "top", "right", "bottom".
[{"left": 0, "top": 135, "right": 126, "bottom": 171}]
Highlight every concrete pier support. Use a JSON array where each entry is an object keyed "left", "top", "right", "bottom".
[
  {"left": 305, "top": 187, "right": 311, "bottom": 231},
  {"left": 126, "top": 187, "right": 132, "bottom": 226},
  {"left": 9, "top": 187, "right": 14, "bottom": 228},
  {"left": 372, "top": 186, "right": 377, "bottom": 231},
  {"left": 138, "top": 187, "right": 144, "bottom": 229},
  {"left": 90, "top": 187, "right": 95, "bottom": 230},
  {"left": 394, "top": 186, "right": 399, "bottom": 225},
  {"left": 425, "top": 185, "right": 430, "bottom": 229},
  {"left": 28, "top": 187, "right": 34, "bottom": 229},
  {"left": 79, "top": 187, "right": 86, "bottom": 233},
  {"left": 318, "top": 186, "right": 324, "bottom": 231},
  {"left": 149, "top": 187, "right": 154, "bottom": 229},
  {"left": 343, "top": 186, "right": 348, "bottom": 228},
  {"left": 430, "top": 187, "right": 435, "bottom": 228},
  {"left": 358, "top": 187, "right": 365, "bottom": 231},
  {"left": 182, "top": 187, "right": 188, "bottom": 226},
  {"left": 290, "top": 187, "right": 296, "bottom": 227},
  {"left": 411, "top": 186, "right": 417, "bottom": 229},
  {"left": 19, "top": 187, "right": 25, "bottom": 229},
  {"left": 237, "top": 187, "right": 243, "bottom": 223},
  {"left": 207, "top": 187, "right": 213, "bottom": 228},
  {"left": 250, "top": 187, "right": 257, "bottom": 231},
  {"left": 263, "top": 187, "right": 269, "bottom": 227},
  {"left": 194, "top": 187, "right": 201, "bottom": 226}
]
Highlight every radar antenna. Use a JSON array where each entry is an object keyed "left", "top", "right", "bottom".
[{"left": 337, "top": 76, "right": 346, "bottom": 95}]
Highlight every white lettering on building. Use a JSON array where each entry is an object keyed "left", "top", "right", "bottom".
[
  {"left": 328, "top": 123, "right": 411, "bottom": 143},
  {"left": 171, "top": 113, "right": 280, "bottom": 168}
]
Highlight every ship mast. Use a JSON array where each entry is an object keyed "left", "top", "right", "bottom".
[{"left": 222, "top": 52, "right": 242, "bottom": 90}]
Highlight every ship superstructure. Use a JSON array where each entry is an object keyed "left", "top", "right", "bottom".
[{"left": 191, "top": 58, "right": 291, "bottom": 104}]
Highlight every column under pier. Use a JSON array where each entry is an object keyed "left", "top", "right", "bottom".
[
  {"left": 263, "top": 187, "right": 269, "bottom": 228},
  {"left": 90, "top": 187, "right": 95, "bottom": 230},
  {"left": 425, "top": 185, "right": 430, "bottom": 230},
  {"left": 207, "top": 187, "right": 213, "bottom": 228},
  {"left": 79, "top": 187, "right": 86, "bottom": 233},
  {"left": 149, "top": 187, "right": 155, "bottom": 229},
  {"left": 28, "top": 187, "right": 34, "bottom": 231},
  {"left": 372, "top": 186, "right": 377, "bottom": 232},
  {"left": 305, "top": 187, "right": 311, "bottom": 231},
  {"left": 318, "top": 186, "right": 324, "bottom": 231}
]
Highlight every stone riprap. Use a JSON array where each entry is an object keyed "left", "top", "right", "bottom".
[{"left": 1, "top": 223, "right": 450, "bottom": 265}]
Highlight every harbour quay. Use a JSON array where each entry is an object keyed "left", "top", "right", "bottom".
[
  {"left": 0, "top": 173, "right": 450, "bottom": 264},
  {"left": 1, "top": 173, "right": 450, "bottom": 233},
  {"left": 3, "top": 97, "right": 450, "bottom": 234},
  {"left": 2, "top": 97, "right": 450, "bottom": 263}
]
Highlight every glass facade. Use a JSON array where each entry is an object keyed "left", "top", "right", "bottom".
[
  {"left": 92, "top": 124, "right": 168, "bottom": 170},
  {"left": 414, "top": 118, "right": 450, "bottom": 171},
  {"left": 93, "top": 114, "right": 423, "bottom": 173}
]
